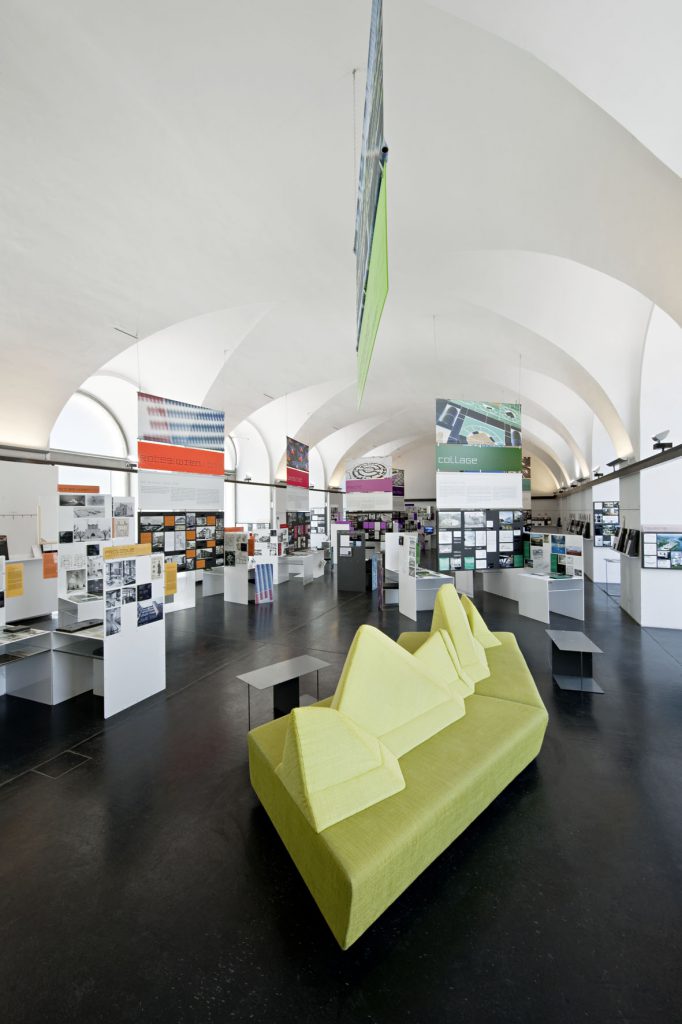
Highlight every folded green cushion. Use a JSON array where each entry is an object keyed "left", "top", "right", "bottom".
[
  {"left": 412, "top": 629, "right": 475, "bottom": 699},
  {"left": 275, "top": 707, "right": 405, "bottom": 833},
  {"left": 431, "top": 585, "right": 490, "bottom": 683},
  {"left": 460, "top": 593, "right": 502, "bottom": 649},
  {"left": 332, "top": 625, "right": 466, "bottom": 757},
  {"left": 475, "top": 632, "right": 547, "bottom": 710}
]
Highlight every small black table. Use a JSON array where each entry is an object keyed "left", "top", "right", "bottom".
[{"left": 546, "top": 629, "right": 603, "bottom": 693}]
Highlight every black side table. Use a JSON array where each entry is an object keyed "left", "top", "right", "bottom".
[{"left": 546, "top": 629, "right": 604, "bottom": 693}]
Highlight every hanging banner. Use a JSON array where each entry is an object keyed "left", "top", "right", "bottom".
[
  {"left": 435, "top": 445, "right": 522, "bottom": 473},
  {"left": 137, "top": 441, "right": 224, "bottom": 476},
  {"left": 286, "top": 437, "right": 309, "bottom": 489},
  {"left": 355, "top": 0, "right": 388, "bottom": 404},
  {"left": 138, "top": 392, "right": 225, "bottom": 451},
  {"left": 435, "top": 400, "right": 522, "bottom": 448}
]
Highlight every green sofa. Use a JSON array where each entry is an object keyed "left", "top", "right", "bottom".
[{"left": 248, "top": 607, "right": 548, "bottom": 949}]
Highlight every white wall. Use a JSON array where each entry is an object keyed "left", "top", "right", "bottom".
[
  {"left": 400, "top": 442, "right": 436, "bottom": 499},
  {"left": 0, "top": 462, "right": 58, "bottom": 557}
]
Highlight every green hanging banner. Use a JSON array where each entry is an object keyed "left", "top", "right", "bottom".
[
  {"left": 357, "top": 166, "right": 388, "bottom": 404},
  {"left": 435, "top": 444, "right": 523, "bottom": 473}
]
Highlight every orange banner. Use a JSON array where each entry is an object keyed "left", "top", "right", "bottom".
[
  {"left": 138, "top": 441, "right": 224, "bottom": 477},
  {"left": 58, "top": 484, "right": 100, "bottom": 493},
  {"left": 42, "top": 551, "right": 58, "bottom": 579}
]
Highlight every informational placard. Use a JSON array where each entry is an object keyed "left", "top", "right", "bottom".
[
  {"left": 593, "top": 501, "right": 620, "bottom": 548},
  {"left": 437, "top": 509, "right": 524, "bottom": 571},
  {"left": 42, "top": 551, "right": 58, "bottom": 580},
  {"left": 525, "top": 531, "right": 584, "bottom": 577},
  {"left": 138, "top": 510, "right": 225, "bottom": 572},
  {"left": 6, "top": 562, "right": 24, "bottom": 597},
  {"left": 436, "top": 472, "right": 522, "bottom": 510},
  {"left": 164, "top": 561, "right": 178, "bottom": 596},
  {"left": 102, "top": 542, "right": 165, "bottom": 718},
  {"left": 286, "top": 512, "right": 310, "bottom": 551},
  {"left": 641, "top": 531, "right": 682, "bottom": 569}
]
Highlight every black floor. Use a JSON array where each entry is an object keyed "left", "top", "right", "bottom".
[{"left": 1, "top": 571, "right": 681, "bottom": 1023}]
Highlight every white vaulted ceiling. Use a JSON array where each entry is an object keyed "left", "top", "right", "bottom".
[{"left": 1, "top": 0, "right": 681, "bottom": 492}]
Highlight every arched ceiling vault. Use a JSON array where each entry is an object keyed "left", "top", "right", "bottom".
[{"left": 2, "top": 1, "right": 679, "bottom": 470}]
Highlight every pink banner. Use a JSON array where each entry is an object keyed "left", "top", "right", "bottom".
[{"left": 346, "top": 478, "right": 393, "bottom": 493}]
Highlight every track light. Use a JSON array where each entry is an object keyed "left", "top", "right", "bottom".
[
  {"left": 653, "top": 430, "right": 673, "bottom": 452},
  {"left": 593, "top": 466, "right": 604, "bottom": 478}
]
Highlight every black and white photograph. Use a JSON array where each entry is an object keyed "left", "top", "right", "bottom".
[
  {"left": 174, "top": 514, "right": 186, "bottom": 528},
  {"left": 59, "top": 531, "right": 74, "bottom": 544},
  {"left": 463, "top": 511, "right": 486, "bottom": 529},
  {"left": 106, "top": 588, "right": 121, "bottom": 608},
  {"left": 122, "top": 586, "right": 136, "bottom": 605},
  {"left": 74, "top": 521, "right": 111, "bottom": 542},
  {"left": 105, "top": 607, "right": 121, "bottom": 636},
  {"left": 87, "top": 555, "right": 103, "bottom": 578},
  {"left": 87, "top": 579, "right": 103, "bottom": 596},
  {"left": 113, "top": 517, "right": 130, "bottom": 538},
  {"left": 226, "top": 551, "right": 236, "bottom": 567},
  {"left": 113, "top": 498, "right": 134, "bottom": 517},
  {"left": 151, "top": 555, "right": 163, "bottom": 581},
  {"left": 105, "top": 560, "right": 123, "bottom": 587},
  {"left": 59, "top": 493, "right": 85, "bottom": 507},
  {"left": 140, "top": 516, "right": 164, "bottom": 533},
  {"left": 186, "top": 513, "right": 196, "bottom": 528},
  {"left": 137, "top": 600, "right": 163, "bottom": 626},
  {"left": 86, "top": 544, "right": 100, "bottom": 556},
  {"left": 152, "top": 532, "right": 164, "bottom": 551},
  {"left": 66, "top": 568, "right": 86, "bottom": 594},
  {"left": 74, "top": 506, "right": 104, "bottom": 518},
  {"left": 86, "top": 494, "right": 106, "bottom": 508},
  {"left": 122, "top": 560, "right": 136, "bottom": 585},
  {"left": 137, "top": 582, "right": 152, "bottom": 601}
]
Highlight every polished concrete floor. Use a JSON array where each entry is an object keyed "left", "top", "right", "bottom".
[{"left": 1, "top": 570, "right": 681, "bottom": 1023}]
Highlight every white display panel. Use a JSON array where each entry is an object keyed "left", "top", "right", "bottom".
[
  {"left": 102, "top": 546, "right": 166, "bottom": 718},
  {"left": 436, "top": 472, "right": 522, "bottom": 510},
  {"left": 138, "top": 470, "right": 224, "bottom": 512},
  {"left": 398, "top": 534, "right": 418, "bottom": 621}
]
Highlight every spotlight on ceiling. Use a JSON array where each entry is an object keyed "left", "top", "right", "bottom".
[
  {"left": 593, "top": 466, "right": 604, "bottom": 478},
  {"left": 653, "top": 430, "right": 673, "bottom": 452},
  {"left": 606, "top": 457, "right": 627, "bottom": 470}
]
